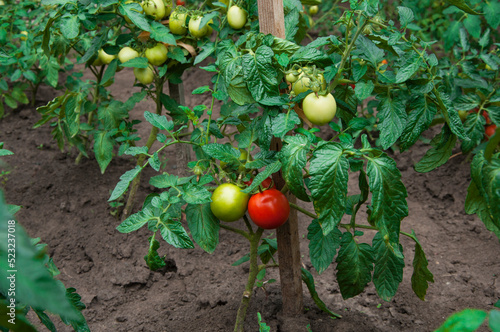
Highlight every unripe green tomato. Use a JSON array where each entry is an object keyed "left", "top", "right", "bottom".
[
  {"left": 162, "top": 0, "right": 172, "bottom": 16},
  {"left": 227, "top": 5, "right": 247, "bottom": 30},
  {"left": 134, "top": 65, "right": 155, "bottom": 84},
  {"left": 145, "top": 43, "right": 168, "bottom": 66},
  {"left": 458, "top": 110, "right": 468, "bottom": 122},
  {"left": 302, "top": 92, "right": 337, "bottom": 126},
  {"left": 286, "top": 72, "right": 298, "bottom": 83},
  {"left": 485, "top": 64, "right": 493, "bottom": 71},
  {"left": 309, "top": 5, "right": 318, "bottom": 15},
  {"left": 169, "top": 12, "right": 187, "bottom": 35},
  {"left": 142, "top": 0, "right": 165, "bottom": 20},
  {"left": 0, "top": 0, "right": 5, "bottom": 5},
  {"left": 210, "top": 183, "right": 249, "bottom": 222},
  {"left": 189, "top": 16, "right": 208, "bottom": 38},
  {"left": 118, "top": 47, "right": 139, "bottom": 63},
  {"left": 293, "top": 71, "right": 326, "bottom": 95},
  {"left": 98, "top": 49, "right": 117, "bottom": 65},
  {"left": 20, "top": 31, "right": 28, "bottom": 41}
]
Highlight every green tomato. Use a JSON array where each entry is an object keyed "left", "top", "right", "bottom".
[
  {"left": 458, "top": 110, "right": 468, "bottom": 122},
  {"left": 189, "top": 16, "right": 208, "bottom": 38},
  {"left": 309, "top": 5, "right": 318, "bottom": 15},
  {"left": 145, "top": 43, "right": 168, "bottom": 66},
  {"left": 302, "top": 92, "right": 337, "bottom": 126},
  {"left": 134, "top": 65, "right": 155, "bottom": 84},
  {"left": 118, "top": 47, "right": 139, "bottom": 64},
  {"left": 162, "top": 0, "right": 172, "bottom": 16},
  {"left": 169, "top": 12, "right": 187, "bottom": 35},
  {"left": 227, "top": 5, "right": 247, "bottom": 30},
  {"left": 286, "top": 72, "right": 298, "bottom": 83},
  {"left": 20, "top": 31, "right": 28, "bottom": 41},
  {"left": 142, "top": 0, "right": 165, "bottom": 20},
  {"left": 293, "top": 71, "right": 326, "bottom": 95},
  {"left": 98, "top": 49, "right": 117, "bottom": 65},
  {"left": 210, "top": 183, "right": 249, "bottom": 222}
]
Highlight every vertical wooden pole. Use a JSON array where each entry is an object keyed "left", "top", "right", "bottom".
[
  {"left": 257, "top": 0, "right": 304, "bottom": 316},
  {"left": 168, "top": 81, "right": 191, "bottom": 176}
]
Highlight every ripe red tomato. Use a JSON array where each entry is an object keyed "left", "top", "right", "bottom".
[
  {"left": 482, "top": 110, "right": 491, "bottom": 124},
  {"left": 248, "top": 189, "right": 290, "bottom": 229},
  {"left": 176, "top": 0, "right": 185, "bottom": 5},
  {"left": 485, "top": 124, "right": 497, "bottom": 138},
  {"left": 244, "top": 177, "right": 273, "bottom": 189}
]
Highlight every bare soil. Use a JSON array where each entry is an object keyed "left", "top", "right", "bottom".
[{"left": 1, "top": 64, "right": 499, "bottom": 332}]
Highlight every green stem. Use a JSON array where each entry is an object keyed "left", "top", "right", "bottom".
[
  {"left": 233, "top": 227, "right": 264, "bottom": 332},
  {"left": 122, "top": 78, "right": 165, "bottom": 219},
  {"left": 220, "top": 224, "right": 250, "bottom": 240},
  {"left": 290, "top": 202, "right": 316, "bottom": 219}
]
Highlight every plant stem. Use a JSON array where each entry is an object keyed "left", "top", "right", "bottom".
[
  {"left": 122, "top": 78, "right": 165, "bottom": 219},
  {"left": 234, "top": 227, "right": 264, "bottom": 332},
  {"left": 290, "top": 202, "right": 316, "bottom": 219}
]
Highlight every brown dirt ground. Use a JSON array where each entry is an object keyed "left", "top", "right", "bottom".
[{"left": 1, "top": 63, "right": 499, "bottom": 332}]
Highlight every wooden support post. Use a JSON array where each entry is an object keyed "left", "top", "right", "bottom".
[
  {"left": 168, "top": 81, "right": 191, "bottom": 176},
  {"left": 257, "top": 0, "right": 304, "bottom": 316}
]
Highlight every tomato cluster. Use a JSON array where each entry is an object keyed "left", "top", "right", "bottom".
[
  {"left": 210, "top": 176, "right": 289, "bottom": 229},
  {"left": 286, "top": 65, "right": 337, "bottom": 126}
]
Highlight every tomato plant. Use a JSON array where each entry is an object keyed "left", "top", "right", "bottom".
[
  {"left": 24, "top": 0, "right": 500, "bottom": 330},
  {"left": 248, "top": 189, "right": 290, "bottom": 229}
]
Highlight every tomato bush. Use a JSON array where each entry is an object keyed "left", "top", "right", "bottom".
[{"left": 5, "top": 0, "right": 497, "bottom": 329}]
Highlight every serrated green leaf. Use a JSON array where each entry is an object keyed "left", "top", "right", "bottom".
[
  {"left": 307, "top": 220, "right": 341, "bottom": 274},
  {"left": 242, "top": 46, "right": 279, "bottom": 102},
  {"left": 117, "top": 211, "right": 152, "bottom": 233},
  {"left": 144, "top": 111, "right": 174, "bottom": 131},
  {"left": 483, "top": 1, "right": 500, "bottom": 29},
  {"left": 366, "top": 153, "right": 408, "bottom": 251},
  {"left": 411, "top": 230, "right": 434, "bottom": 300},
  {"left": 182, "top": 183, "right": 212, "bottom": 205},
  {"left": 301, "top": 268, "right": 341, "bottom": 318},
  {"left": 150, "top": 173, "right": 179, "bottom": 189},
  {"left": 309, "top": 143, "right": 349, "bottom": 235},
  {"left": 159, "top": 220, "right": 194, "bottom": 249},
  {"left": 271, "top": 111, "right": 301, "bottom": 139},
  {"left": 144, "top": 238, "right": 165, "bottom": 271},
  {"left": 202, "top": 143, "right": 240, "bottom": 162},
  {"left": 281, "top": 135, "right": 311, "bottom": 202},
  {"left": 377, "top": 95, "right": 407, "bottom": 150},
  {"left": 372, "top": 232, "right": 404, "bottom": 301},
  {"left": 415, "top": 128, "right": 457, "bottom": 173},
  {"left": 186, "top": 203, "right": 219, "bottom": 254},
  {"left": 397, "top": 7, "right": 414, "bottom": 27},
  {"left": 109, "top": 166, "right": 142, "bottom": 201},
  {"left": 94, "top": 131, "right": 113, "bottom": 174},
  {"left": 354, "top": 81, "right": 374, "bottom": 101},
  {"left": 400, "top": 97, "right": 437, "bottom": 151},
  {"left": 335, "top": 232, "right": 374, "bottom": 299}
]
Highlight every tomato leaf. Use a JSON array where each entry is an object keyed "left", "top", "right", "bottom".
[
  {"left": 415, "top": 126, "right": 457, "bottom": 173},
  {"left": 435, "top": 309, "right": 487, "bottom": 332},
  {"left": 109, "top": 166, "right": 142, "bottom": 201},
  {"left": 411, "top": 230, "right": 434, "bottom": 300},
  {"left": 301, "top": 268, "right": 342, "bottom": 318},
  {"left": 309, "top": 142, "right": 349, "bottom": 235},
  {"left": 271, "top": 111, "right": 301, "bottom": 139},
  {"left": 372, "top": 232, "right": 405, "bottom": 301},
  {"left": 335, "top": 232, "right": 374, "bottom": 299},
  {"left": 144, "top": 111, "right": 174, "bottom": 131},
  {"left": 186, "top": 203, "right": 219, "bottom": 254},
  {"left": 120, "top": 2, "right": 151, "bottom": 32},
  {"left": 461, "top": 113, "right": 486, "bottom": 153},
  {"left": 93, "top": 130, "right": 113, "bottom": 174},
  {"left": 483, "top": 1, "right": 500, "bottom": 29},
  {"left": 397, "top": 7, "right": 414, "bottom": 27},
  {"left": 181, "top": 183, "right": 212, "bottom": 205},
  {"left": 241, "top": 161, "right": 282, "bottom": 194},
  {"left": 366, "top": 152, "right": 408, "bottom": 255},
  {"left": 377, "top": 94, "right": 407, "bottom": 150},
  {"left": 117, "top": 211, "right": 152, "bottom": 233},
  {"left": 60, "top": 15, "right": 79, "bottom": 40},
  {"left": 242, "top": 46, "right": 279, "bottom": 102},
  {"left": 307, "top": 220, "right": 341, "bottom": 274},
  {"left": 400, "top": 96, "right": 437, "bottom": 151},
  {"left": 144, "top": 237, "right": 166, "bottom": 271},
  {"left": 281, "top": 135, "right": 311, "bottom": 202},
  {"left": 490, "top": 310, "right": 500, "bottom": 331},
  {"left": 159, "top": 219, "right": 194, "bottom": 249},
  {"left": 202, "top": 143, "right": 240, "bottom": 162},
  {"left": 354, "top": 35, "right": 384, "bottom": 68}
]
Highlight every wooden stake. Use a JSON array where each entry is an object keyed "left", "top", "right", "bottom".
[
  {"left": 257, "top": 0, "right": 304, "bottom": 316},
  {"left": 168, "top": 81, "right": 191, "bottom": 176}
]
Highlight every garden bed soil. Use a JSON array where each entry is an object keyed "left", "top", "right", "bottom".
[{"left": 1, "top": 65, "right": 499, "bottom": 332}]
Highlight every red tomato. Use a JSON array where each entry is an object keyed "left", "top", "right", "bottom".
[
  {"left": 482, "top": 111, "right": 491, "bottom": 124},
  {"left": 485, "top": 124, "right": 497, "bottom": 138},
  {"left": 244, "top": 177, "right": 273, "bottom": 189},
  {"left": 381, "top": 59, "right": 388, "bottom": 65},
  {"left": 176, "top": 0, "right": 185, "bottom": 5},
  {"left": 248, "top": 189, "right": 290, "bottom": 229}
]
